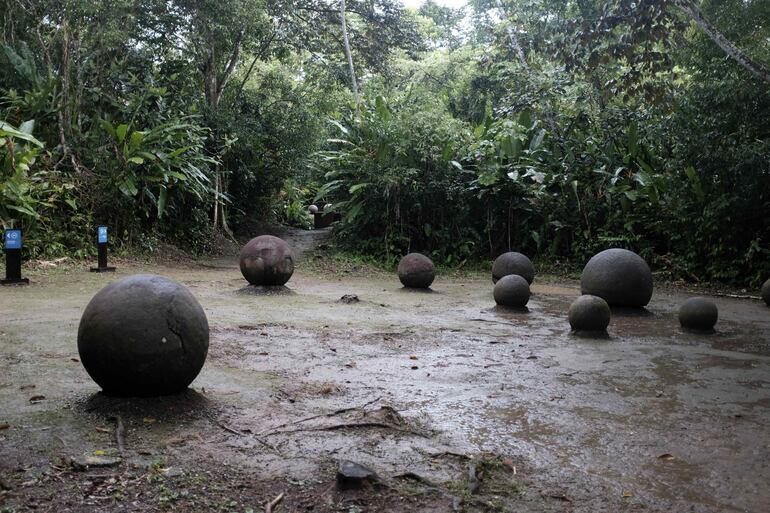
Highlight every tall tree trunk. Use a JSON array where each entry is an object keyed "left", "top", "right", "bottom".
[
  {"left": 674, "top": 0, "right": 770, "bottom": 85},
  {"left": 204, "top": 33, "right": 243, "bottom": 233},
  {"left": 340, "top": 0, "right": 360, "bottom": 103}
]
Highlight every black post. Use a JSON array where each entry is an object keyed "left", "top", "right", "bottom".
[
  {"left": 90, "top": 225, "right": 116, "bottom": 272},
  {"left": 2, "top": 229, "right": 29, "bottom": 286}
]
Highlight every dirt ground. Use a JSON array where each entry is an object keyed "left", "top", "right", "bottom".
[{"left": 1, "top": 233, "right": 769, "bottom": 513}]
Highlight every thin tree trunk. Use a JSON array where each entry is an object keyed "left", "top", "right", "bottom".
[
  {"left": 340, "top": 0, "right": 359, "bottom": 103},
  {"left": 674, "top": 0, "right": 770, "bottom": 85}
]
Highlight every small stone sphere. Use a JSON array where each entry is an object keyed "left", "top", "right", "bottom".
[
  {"left": 493, "top": 274, "right": 530, "bottom": 307},
  {"left": 239, "top": 235, "right": 295, "bottom": 286},
  {"left": 77, "top": 275, "right": 209, "bottom": 396},
  {"left": 762, "top": 278, "right": 770, "bottom": 306},
  {"left": 568, "top": 295, "right": 611, "bottom": 332},
  {"left": 492, "top": 252, "right": 535, "bottom": 284},
  {"left": 580, "top": 248, "right": 653, "bottom": 307},
  {"left": 679, "top": 297, "right": 718, "bottom": 331},
  {"left": 398, "top": 253, "right": 435, "bottom": 289},
  {"left": 308, "top": 204, "right": 319, "bottom": 214}
]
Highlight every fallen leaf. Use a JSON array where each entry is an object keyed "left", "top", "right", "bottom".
[
  {"left": 410, "top": 365, "right": 419, "bottom": 370},
  {"left": 0, "top": 423, "right": 10, "bottom": 430},
  {"left": 143, "top": 417, "right": 156, "bottom": 424},
  {"left": 29, "top": 395, "right": 46, "bottom": 403},
  {"left": 95, "top": 427, "right": 111, "bottom": 434},
  {"left": 622, "top": 491, "right": 633, "bottom": 498},
  {"left": 93, "top": 450, "right": 105, "bottom": 456},
  {"left": 258, "top": 352, "right": 269, "bottom": 356},
  {"left": 526, "top": 355, "right": 538, "bottom": 360},
  {"left": 345, "top": 362, "right": 356, "bottom": 368},
  {"left": 657, "top": 453, "right": 675, "bottom": 461},
  {"left": 19, "top": 384, "right": 35, "bottom": 390},
  {"left": 70, "top": 358, "right": 79, "bottom": 363},
  {"left": 409, "top": 355, "right": 418, "bottom": 360}
]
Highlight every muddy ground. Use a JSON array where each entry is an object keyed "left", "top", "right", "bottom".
[{"left": 1, "top": 234, "right": 769, "bottom": 512}]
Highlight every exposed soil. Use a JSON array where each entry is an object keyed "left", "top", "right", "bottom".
[{"left": 1, "top": 231, "right": 769, "bottom": 512}]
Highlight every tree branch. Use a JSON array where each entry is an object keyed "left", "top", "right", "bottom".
[{"left": 674, "top": 0, "right": 770, "bottom": 85}]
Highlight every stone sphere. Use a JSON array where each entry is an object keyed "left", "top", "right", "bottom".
[
  {"left": 568, "top": 295, "right": 611, "bottom": 332},
  {"left": 77, "top": 275, "right": 209, "bottom": 396},
  {"left": 762, "top": 278, "right": 770, "bottom": 306},
  {"left": 398, "top": 253, "right": 435, "bottom": 289},
  {"left": 679, "top": 297, "right": 718, "bottom": 331},
  {"left": 492, "top": 252, "right": 535, "bottom": 284},
  {"left": 309, "top": 204, "right": 319, "bottom": 214},
  {"left": 580, "top": 248, "right": 653, "bottom": 307},
  {"left": 239, "top": 235, "right": 295, "bottom": 286},
  {"left": 493, "top": 274, "right": 530, "bottom": 307}
]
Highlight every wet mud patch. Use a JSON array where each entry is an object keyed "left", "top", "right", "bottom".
[
  {"left": 3, "top": 262, "right": 770, "bottom": 512},
  {"left": 235, "top": 285, "right": 296, "bottom": 296}
]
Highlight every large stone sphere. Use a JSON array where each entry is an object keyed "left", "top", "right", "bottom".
[
  {"left": 239, "top": 235, "right": 295, "bottom": 286},
  {"left": 493, "top": 274, "right": 530, "bottom": 307},
  {"left": 679, "top": 297, "right": 718, "bottom": 332},
  {"left": 568, "top": 295, "right": 611, "bottom": 332},
  {"left": 580, "top": 248, "right": 653, "bottom": 307},
  {"left": 762, "top": 278, "right": 770, "bottom": 306},
  {"left": 492, "top": 252, "right": 535, "bottom": 284},
  {"left": 77, "top": 275, "right": 209, "bottom": 397},
  {"left": 398, "top": 253, "right": 435, "bottom": 289},
  {"left": 308, "top": 204, "right": 319, "bottom": 214}
]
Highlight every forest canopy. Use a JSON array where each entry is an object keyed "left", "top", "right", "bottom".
[{"left": 1, "top": 0, "right": 769, "bottom": 285}]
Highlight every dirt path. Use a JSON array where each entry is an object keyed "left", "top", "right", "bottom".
[{"left": 1, "top": 250, "right": 769, "bottom": 512}]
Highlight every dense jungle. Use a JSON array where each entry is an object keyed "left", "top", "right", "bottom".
[{"left": 2, "top": 0, "right": 769, "bottom": 285}]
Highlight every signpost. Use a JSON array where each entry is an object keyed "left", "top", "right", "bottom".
[
  {"left": 90, "top": 225, "right": 116, "bottom": 273},
  {"left": 2, "top": 229, "right": 29, "bottom": 285}
]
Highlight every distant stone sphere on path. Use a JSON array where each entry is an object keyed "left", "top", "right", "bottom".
[
  {"left": 77, "top": 274, "right": 209, "bottom": 396},
  {"left": 398, "top": 253, "right": 435, "bottom": 289},
  {"left": 308, "top": 204, "right": 319, "bottom": 214},
  {"left": 762, "top": 278, "right": 770, "bottom": 306},
  {"left": 492, "top": 252, "right": 535, "bottom": 284},
  {"left": 493, "top": 274, "right": 530, "bottom": 308},
  {"left": 679, "top": 297, "right": 718, "bottom": 332},
  {"left": 239, "top": 235, "right": 295, "bottom": 286},
  {"left": 580, "top": 248, "right": 653, "bottom": 307},
  {"left": 568, "top": 295, "right": 611, "bottom": 332}
]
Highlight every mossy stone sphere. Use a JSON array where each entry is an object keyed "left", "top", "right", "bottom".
[
  {"left": 239, "top": 235, "right": 295, "bottom": 286},
  {"left": 762, "top": 278, "right": 770, "bottom": 306},
  {"left": 492, "top": 252, "right": 535, "bottom": 284},
  {"left": 493, "top": 274, "right": 530, "bottom": 307},
  {"left": 398, "top": 253, "right": 435, "bottom": 289},
  {"left": 77, "top": 274, "right": 209, "bottom": 397},
  {"left": 679, "top": 297, "right": 718, "bottom": 332},
  {"left": 568, "top": 295, "right": 611, "bottom": 332},
  {"left": 580, "top": 248, "right": 653, "bottom": 307}
]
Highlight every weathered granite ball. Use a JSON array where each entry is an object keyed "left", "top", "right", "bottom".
[
  {"left": 762, "top": 278, "right": 770, "bottom": 306},
  {"left": 239, "top": 235, "right": 295, "bottom": 286},
  {"left": 492, "top": 252, "right": 535, "bottom": 284},
  {"left": 308, "top": 204, "right": 319, "bottom": 214},
  {"left": 77, "top": 274, "right": 209, "bottom": 396},
  {"left": 580, "top": 248, "right": 653, "bottom": 307},
  {"left": 679, "top": 297, "right": 718, "bottom": 331},
  {"left": 398, "top": 253, "right": 435, "bottom": 289},
  {"left": 568, "top": 295, "right": 611, "bottom": 332},
  {"left": 493, "top": 274, "right": 530, "bottom": 307}
]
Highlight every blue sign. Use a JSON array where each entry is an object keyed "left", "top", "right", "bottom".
[
  {"left": 97, "top": 226, "right": 108, "bottom": 244},
  {"left": 4, "top": 230, "right": 22, "bottom": 250}
]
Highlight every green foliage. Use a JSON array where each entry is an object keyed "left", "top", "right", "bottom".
[
  {"left": 97, "top": 119, "right": 214, "bottom": 220},
  {"left": 276, "top": 178, "right": 316, "bottom": 230}
]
